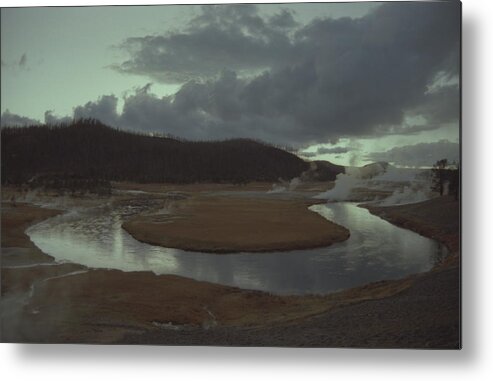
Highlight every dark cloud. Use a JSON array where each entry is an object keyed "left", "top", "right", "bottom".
[
  {"left": 116, "top": 80, "right": 302, "bottom": 144},
  {"left": 114, "top": 4, "right": 296, "bottom": 83},
  {"left": 409, "top": 84, "right": 460, "bottom": 125},
  {"left": 378, "top": 124, "right": 441, "bottom": 136},
  {"left": 44, "top": 110, "right": 72, "bottom": 125},
  {"left": 73, "top": 95, "right": 120, "bottom": 127},
  {"left": 0, "top": 110, "right": 39, "bottom": 127},
  {"left": 3, "top": 2, "right": 460, "bottom": 150},
  {"left": 268, "top": 9, "right": 298, "bottom": 29},
  {"left": 1, "top": 110, "right": 72, "bottom": 127},
  {"left": 366, "top": 140, "right": 459, "bottom": 167},
  {"left": 107, "top": 2, "right": 460, "bottom": 146}
]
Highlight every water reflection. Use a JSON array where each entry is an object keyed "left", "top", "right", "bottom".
[{"left": 27, "top": 203, "right": 449, "bottom": 295}]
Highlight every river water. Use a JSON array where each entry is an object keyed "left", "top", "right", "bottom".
[{"left": 26, "top": 201, "right": 448, "bottom": 295}]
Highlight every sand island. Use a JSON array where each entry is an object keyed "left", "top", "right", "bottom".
[{"left": 122, "top": 194, "right": 350, "bottom": 253}]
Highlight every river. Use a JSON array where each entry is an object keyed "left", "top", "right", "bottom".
[{"left": 26, "top": 201, "right": 448, "bottom": 295}]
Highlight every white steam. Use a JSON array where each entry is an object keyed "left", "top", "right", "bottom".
[
  {"left": 314, "top": 163, "right": 434, "bottom": 205},
  {"left": 267, "top": 177, "right": 301, "bottom": 194},
  {"left": 314, "top": 173, "right": 360, "bottom": 201},
  {"left": 5, "top": 188, "right": 111, "bottom": 211},
  {"left": 378, "top": 186, "right": 429, "bottom": 206}
]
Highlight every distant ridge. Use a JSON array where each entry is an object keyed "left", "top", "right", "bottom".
[
  {"left": 301, "top": 160, "right": 345, "bottom": 182},
  {"left": 1, "top": 119, "right": 309, "bottom": 184}
]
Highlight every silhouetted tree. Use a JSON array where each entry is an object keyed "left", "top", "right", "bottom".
[
  {"left": 431, "top": 158, "right": 460, "bottom": 199},
  {"left": 448, "top": 161, "right": 460, "bottom": 201},
  {"left": 431, "top": 159, "right": 448, "bottom": 196},
  {"left": 1, "top": 119, "right": 310, "bottom": 185}
]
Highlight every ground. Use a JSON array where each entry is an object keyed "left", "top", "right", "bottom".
[
  {"left": 122, "top": 195, "right": 349, "bottom": 253},
  {"left": 0, "top": 184, "right": 460, "bottom": 347},
  {"left": 365, "top": 196, "right": 460, "bottom": 254}
]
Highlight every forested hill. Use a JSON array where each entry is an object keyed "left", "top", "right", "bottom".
[{"left": 1, "top": 119, "right": 309, "bottom": 184}]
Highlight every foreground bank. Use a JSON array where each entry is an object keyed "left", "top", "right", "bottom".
[
  {"left": 122, "top": 196, "right": 460, "bottom": 348},
  {"left": 0, "top": 190, "right": 459, "bottom": 347},
  {"left": 0, "top": 199, "right": 404, "bottom": 344}
]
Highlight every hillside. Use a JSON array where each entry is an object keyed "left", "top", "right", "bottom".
[
  {"left": 1, "top": 119, "right": 309, "bottom": 184},
  {"left": 301, "top": 160, "right": 345, "bottom": 181}
]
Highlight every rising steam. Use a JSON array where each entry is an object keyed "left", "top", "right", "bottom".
[
  {"left": 314, "top": 163, "right": 434, "bottom": 206},
  {"left": 267, "top": 177, "right": 301, "bottom": 194}
]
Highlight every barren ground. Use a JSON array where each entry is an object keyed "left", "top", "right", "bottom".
[
  {"left": 122, "top": 195, "right": 349, "bottom": 253},
  {"left": 0, "top": 186, "right": 460, "bottom": 347}
]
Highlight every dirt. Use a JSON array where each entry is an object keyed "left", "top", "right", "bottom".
[
  {"left": 2, "top": 267, "right": 415, "bottom": 344},
  {"left": 122, "top": 195, "right": 349, "bottom": 253},
  {"left": 0, "top": 203, "right": 62, "bottom": 266},
  {"left": 122, "top": 266, "right": 459, "bottom": 349},
  {"left": 120, "top": 196, "right": 460, "bottom": 348},
  {"left": 1, "top": 203, "right": 60, "bottom": 250},
  {"left": 0, "top": 191, "right": 460, "bottom": 348},
  {"left": 113, "top": 181, "right": 331, "bottom": 194},
  {"left": 0, "top": 197, "right": 407, "bottom": 344}
]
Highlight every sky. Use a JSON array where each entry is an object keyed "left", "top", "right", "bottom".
[{"left": 0, "top": 1, "right": 460, "bottom": 167}]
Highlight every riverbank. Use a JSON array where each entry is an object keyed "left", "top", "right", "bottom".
[
  {"left": 1, "top": 203, "right": 61, "bottom": 266},
  {"left": 122, "top": 265, "right": 459, "bottom": 348},
  {"left": 121, "top": 195, "right": 459, "bottom": 347},
  {"left": 4, "top": 266, "right": 413, "bottom": 344},
  {"left": 1, "top": 192, "right": 459, "bottom": 347},
  {"left": 364, "top": 196, "right": 460, "bottom": 265},
  {"left": 122, "top": 195, "right": 349, "bottom": 253},
  {"left": 0, "top": 199, "right": 404, "bottom": 344},
  {"left": 113, "top": 181, "right": 331, "bottom": 193}
]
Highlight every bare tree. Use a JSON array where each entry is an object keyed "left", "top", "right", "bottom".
[
  {"left": 431, "top": 159, "right": 448, "bottom": 196},
  {"left": 448, "top": 161, "right": 460, "bottom": 201}
]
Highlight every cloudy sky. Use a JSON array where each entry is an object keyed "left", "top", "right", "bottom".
[{"left": 1, "top": 1, "right": 460, "bottom": 167}]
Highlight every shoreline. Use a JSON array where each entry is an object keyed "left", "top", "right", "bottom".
[
  {"left": 0, "top": 200, "right": 397, "bottom": 342},
  {"left": 0, "top": 203, "right": 62, "bottom": 266},
  {"left": 122, "top": 195, "right": 350, "bottom": 254},
  {"left": 1, "top": 193, "right": 459, "bottom": 346},
  {"left": 363, "top": 196, "right": 460, "bottom": 267}
]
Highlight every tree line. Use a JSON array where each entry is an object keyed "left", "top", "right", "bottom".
[{"left": 1, "top": 119, "right": 309, "bottom": 185}]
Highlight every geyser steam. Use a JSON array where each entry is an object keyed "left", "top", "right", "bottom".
[{"left": 314, "top": 163, "right": 434, "bottom": 205}]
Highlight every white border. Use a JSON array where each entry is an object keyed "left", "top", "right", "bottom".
[
  {"left": 1, "top": 0, "right": 492, "bottom": 380},
  {"left": 0, "top": 0, "right": 443, "bottom": 7}
]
